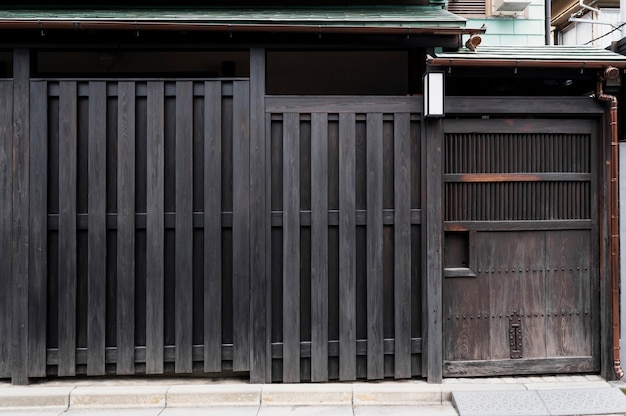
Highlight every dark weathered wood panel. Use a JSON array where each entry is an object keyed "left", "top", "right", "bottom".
[
  {"left": 232, "top": 81, "right": 250, "bottom": 372},
  {"left": 282, "top": 113, "right": 300, "bottom": 382},
  {"left": 339, "top": 113, "right": 357, "bottom": 381},
  {"left": 57, "top": 81, "right": 77, "bottom": 377},
  {"left": 366, "top": 113, "right": 384, "bottom": 380},
  {"left": 115, "top": 82, "right": 136, "bottom": 375},
  {"left": 446, "top": 97, "right": 604, "bottom": 116},
  {"left": 28, "top": 81, "right": 47, "bottom": 378},
  {"left": 545, "top": 230, "right": 593, "bottom": 357},
  {"left": 249, "top": 48, "right": 269, "bottom": 383},
  {"left": 175, "top": 81, "right": 194, "bottom": 374},
  {"left": 11, "top": 50, "right": 30, "bottom": 385},
  {"left": 204, "top": 81, "right": 223, "bottom": 373},
  {"left": 145, "top": 82, "right": 165, "bottom": 374},
  {"left": 0, "top": 81, "right": 13, "bottom": 379},
  {"left": 444, "top": 118, "right": 593, "bottom": 135},
  {"left": 394, "top": 113, "right": 412, "bottom": 379},
  {"left": 423, "top": 117, "right": 443, "bottom": 383},
  {"left": 310, "top": 113, "right": 329, "bottom": 382},
  {"left": 266, "top": 96, "right": 421, "bottom": 114},
  {"left": 444, "top": 357, "right": 597, "bottom": 377},
  {"left": 87, "top": 81, "right": 107, "bottom": 375}
]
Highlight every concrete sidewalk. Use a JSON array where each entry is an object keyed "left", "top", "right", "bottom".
[{"left": 0, "top": 375, "right": 621, "bottom": 416}]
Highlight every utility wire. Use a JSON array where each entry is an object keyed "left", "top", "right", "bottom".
[{"left": 584, "top": 21, "right": 626, "bottom": 44}]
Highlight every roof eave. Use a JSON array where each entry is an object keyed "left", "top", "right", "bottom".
[
  {"left": 426, "top": 54, "right": 626, "bottom": 69},
  {"left": 0, "top": 19, "right": 482, "bottom": 35}
]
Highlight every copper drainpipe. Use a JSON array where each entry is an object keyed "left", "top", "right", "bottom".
[{"left": 595, "top": 66, "right": 625, "bottom": 379}]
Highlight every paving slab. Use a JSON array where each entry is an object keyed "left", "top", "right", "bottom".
[
  {"left": 354, "top": 405, "right": 459, "bottom": 416},
  {"left": 70, "top": 386, "right": 168, "bottom": 408},
  {"left": 257, "top": 405, "right": 353, "bottom": 416},
  {"left": 536, "top": 387, "right": 626, "bottom": 416},
  {"left": 167, "top": 384, "right": 262, "bottom": 407},
  {"left": 160, "top": 405, "right": 260, "bottom": 416},
  {"left": 440, "top": 382, "right": 526, "bottom": 403},
  {"left": 452, "top": 390, "right": 547, "bottom": 416}
]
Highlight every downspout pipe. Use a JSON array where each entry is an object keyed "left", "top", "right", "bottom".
[{"left": 595, "top": 66, "right": 625, "bottom": 380}]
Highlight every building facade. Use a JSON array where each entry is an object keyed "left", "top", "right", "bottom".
[{"left": 0, "top": 1, "right": 624, "bottom": 385}]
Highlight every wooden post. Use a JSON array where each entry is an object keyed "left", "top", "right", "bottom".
[
  {"left": 249, "top": 48, "right": 269, "bottom": 383},
  {"left": 11, "top": 48, "right": 30, "bottom": 385},
  {"left": 422, "top": 116, "right": 443, "bottom": 383}
]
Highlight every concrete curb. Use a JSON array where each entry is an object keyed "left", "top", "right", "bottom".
[
  {"left": 0, "top": 376, "right": 612, "bottom": 410},
  {"left": 167, "top": 384, "right": 261, "bottom": 407},
  {"left": 262, "top": 384, "right": 352, "bottom": 406},
  {"left": 70, "top": 386, "right": 168, "bottom": 408},
  {"left": 0, "top": 386, "right": 73, "bottom": 408}
]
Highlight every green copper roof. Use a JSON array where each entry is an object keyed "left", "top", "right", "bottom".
[
  {"left": 430, "top": 45, "right": 626, "bottom": 66},
  {"left": 0, "top": 6, "right": 466, "bottom": 28}
]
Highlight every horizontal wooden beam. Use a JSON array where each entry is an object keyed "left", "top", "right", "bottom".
[
  {"left": 46, "top": 337, "right": 423, "bottom": 365},
  {"left": 46, "top": 209, "right": 423, "bottom": 230},
  {"left": 444, "top": 356, "right": 598, "bottom": 377},
  {"left": 444, "top": 220, "right": 593, "bottom": 231},
  {"left": 444, "top": 173, "right": 591, "bottom": 182},
  {"left": 43, "top": 80, "right": 239, "bottom": 97},
  {"left": 446, "top": 97, "right": 604, "bottom": 116},
  {"left": 266, "top": 95, "right": 422, "bottom": 114}
]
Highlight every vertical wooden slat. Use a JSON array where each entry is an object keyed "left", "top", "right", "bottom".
[
  {"left": 423, "top": 117, "right": 443, "bottom": 383},
  {"left": 249, "top": 48, "right": 269, "bottom": 383},
  {"left": 58, "top": 81, "right": 77, "bottom": 377},
  {"left": 0, "top": 81, "right": 13, "bottom": 379},
  {"left": 11, "top": 49, "right": 29, "bottom": 385},
  {"left": 311, "top": 113, "right": 329, "bottom": 382},
  {"left": 232, "top": 81, "right": 250, "bottom": 371},
  {"left": 28, "top": 81, "right": 47, "bottom": 378},
  {"left": 339, "top": 113, "right": 356, "bottom": 381},
  {"left": 204, "top": 81, "right": 222, "bottom": 372},
  {"left": 283, "top": 112, "right": 300, "bottom": 382},
  {"left": 146, "top": 82, "right": 165, "bottom": 374},
  {"left": 117, "top": 82, "right": 136, "bottom": 375},
  {"left": 394, "top": 113, "right": 412, "bottom": 379},
  {"left": 87, "top": 81, "right": 107, "bottom": 375},
  {"left": 175, "top": 81, "right": 194, "bottom": 373},
  {"left": 366, "top": 113, "right": 384, "bottom": 380}
]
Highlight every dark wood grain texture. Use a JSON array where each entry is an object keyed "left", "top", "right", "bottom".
[
  {"left": 366, "top": 113, "right": 384, "bottom": 380},
  {"left": 282, "top": 112, "right": 300, "bottom": 382},
  {"left": 117, "top": 82, "right": 136, "bottom": 375},
  {"left": 339, "top": 113, "right": 356, "bottom": 381},
  {"left": 0, "top": 81, "right": 13, "bottom": 379},
  {"left": 249, "top": 49, "right": 269, "bottom": 383},
  {"left": 146, "top": 82, "right": 165, "bottom": 374},
  {"left": 175, "top": 81, "right": 194, "bottom": 374},
  {"left": 87, "top": 81, "right": 107, "bottom": 375},
  {"left": 27, "top": 80, "right": 47, "bottom": 378},
  {"left": 423, "top": 117, "right": 443, "bottom": 383},
  {"left": 393, "top": 113, "right": 412, "bottom": 379},
  {"left": 204, "top": 81, "right": 222, "bottom": 373},
  {"left": 310, "top": 112, "right": 329, "bottom": 382},
  {"left": 11, "top": 50, "right": 30, "bottom": 384},
  {"left": 232, "top": 81, "right": 250, "bottom": 372},
  {"left": 58, "top": 81, "right": 77, "bottom": 377}
]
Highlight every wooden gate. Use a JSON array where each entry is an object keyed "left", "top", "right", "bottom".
[
  {"left": 442, "top": 117, "right": 600, "bottom": 376},
  {"left": 26, "top": 79, "right": 252, "bottom": 377},
  {"left": 265, "top": 96, "right": 423, "bottom": 381}
]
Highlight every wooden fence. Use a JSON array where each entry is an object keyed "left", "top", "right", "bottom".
[{"left": 1, "top": 78, "right": 425, "bottom": 382}]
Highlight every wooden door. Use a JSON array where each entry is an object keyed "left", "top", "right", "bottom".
[
  {"left": 265, "top": 96, "right": 424, "bottom": 382},
  {"left": 442, "top": 118, "right": 600, "bottom": 376}
]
